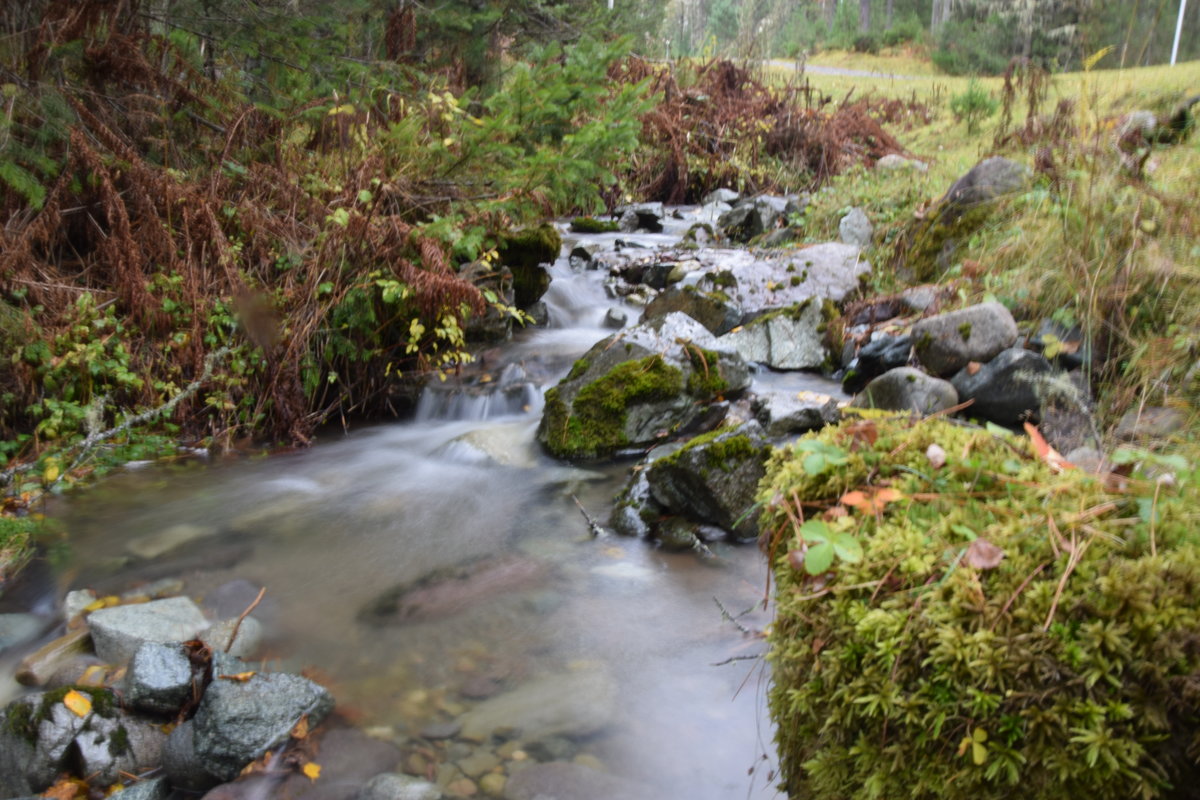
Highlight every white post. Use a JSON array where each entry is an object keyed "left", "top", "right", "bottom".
[
  {"left": 1172, "top": 0, "right": 1188, "bottom": 65},
  {"left": 608, "top": 0, "right": 613, "bottom": 10}
]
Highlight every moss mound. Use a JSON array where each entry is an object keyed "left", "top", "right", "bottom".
[{"left": 760, "top": 412, "right": 1200, "bottom": 800}]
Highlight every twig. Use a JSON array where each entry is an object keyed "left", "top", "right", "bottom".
[
  {"left": 571, "top": 495, "right": 606, "bottom": 538},
  {"left": 990, "top": 561, "right": 1048, "bottom": 631},
  {"left": 713, "top": 596, "right": 756, "bottom": 635},
  {"left": 226, "top": 587, "right": 266, "bottom": 654},
  {"left": 1043, "top": 535, "right": 1091, "bottom": 631},
  {"left": 711, "top": 653, "right": 763, "bottom": 667}
]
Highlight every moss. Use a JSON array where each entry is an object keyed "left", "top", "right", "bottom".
[
  {"left": 566, "top": 358, "right": 590, "bottom": 382},
  {"left": 708, "top": 270, "right": 737, "bottom": 289},
  {"left": 958, "top": 321, "right": 973, "bottom": 340},
  {"left": 541, "top": 356, "right": 685, "bottom": 459},
  {"left": 498, "top": 224, "right": 562, "bottom": 307},
  {"left": 762, "top": 414, "right": 1200, "bottom": 800},
  {"left": 747, "top": 299, "right": 815, "bottom": 328},
  {"left": 569, "top": 216, "right": 619, "bottom": 233},
  {"left": 4, "top": 698, "right": 37, "bottom": 743},
  {"left": 108, "top": 723, "right": 130, "bottom": 756},
  {"left": 790, "top": 275, "right": 802, "bottom": 287},
  {"left": 685, "top": 347, "right": 729, "bottom": 396}
]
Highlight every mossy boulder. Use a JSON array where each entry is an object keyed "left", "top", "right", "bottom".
[
  {"left": 761, "top": 412, "right": 1200, "bottom": 800},
  {"left": 496, "top": 224, "right": 562, "bottom": 308},
  {"left": 641, "top": 284, "right": 742, "bottom": 335},
  {"left": 900, "top": 157, "right": 1031, "bottom": 279},
  {"left": 717, "top": 300, "right": 832, "bottom": 370},
  {"left": 912, "top": 301, "right": 1019, "bottom": 377},
  {"left": 646, "top": 421, "right": 773, "bottom": 540},
  {"left": 536, "top": 312, "right": 750, "bottom": 461}
]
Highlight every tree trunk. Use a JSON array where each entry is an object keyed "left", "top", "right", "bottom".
[
  {"left": 825, "top": 0, "right": 837, "bottom": 34},
  {"left": 859, "top": 0, "right": 870, "bottom": 33},
  {"left": 886, "top": 0, "right": 894, "bottom": 29}
]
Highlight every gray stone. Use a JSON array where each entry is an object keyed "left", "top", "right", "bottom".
[
  {"left": 616, "top": 203, "right": 664, "bottom": 233},
  {"left": 1031, "top": 318, "right": 1091, "bottom": 369},
  {"left": 704, "top": 188, "right": 740, "bottom": 204},
  {"left": 942, "top": 157, "right": 1030, "bottom": 212},
  {"left": 126, "top": 523, "right": 219, "bottom": 560},
  {"left": 458, "top": 668, "right": 615, "bottom": 742},
  {"left": 602, "top": 308, "right": 627, "bottom": 329},
  {"left": 683, "top": 220, "right": 719, "bottom": 243},
  {"left": 641, "top": 285, "right": 741, "bottom": 335},
  {"left": 523, "top": 736, "right": 577, "bottom": 763},
  {"left": 1114, "top": 406, "right": 1189, "bottom": 441},
  {"left": 838, "top": 207, "right": 873, "bottom": 249},
  {"left": 912, "top": 302, "right": 1018, "bottom": 376},
  {"left": 87, "top": 596, "right": 210, "bottom": 666},
  {"left": 75, "top": 715, "right": 165, "bottom": 787},
  {"left": 536, "top": 312, "right": 751, "bottom": 460},
  {"left": 950, "top": 348, "right": 1056, "bottom": 425},
  {"left": 567, "top": 244, "right": 599, "bottom": 271},
  {"left": 653, "top": 517, "right": 706, "bottom": 551},
  {"left": 163, "top": 720, "right": 219, "bottom": 792},
  {"left": 752, "top": 390, "right": 840, "bottom": 437},
  {"left": 503, "top": 762, "right": 655, "bottom": 800},
  {"left": 725, "top": 243, "right": 869, "bottom": 310},
  {"left": 526, "top": 301, "right": 549, "bottom": 327},
  {"left": 420, "top": 720, "right": 462, "bottom": 740},
  {"left": 609, "top": 467, "right": 663, "bottom": 539},
  {"left": 200, "top": 616, "right": 263, "bottom": 660},
  {"left": 193, "top": 670, "right": 335, "bottom": 781},
  {"left": 277, "top": 727, "right": 402, "bottom": 800},
  {"left": 356, "top": 772, "right": 441, "bottom": 800},
  {"left": 853, "top": 367, "right": 959, "bottom": 415},
  {"left": 127, "top": 641, "right": 193, "bottom": 715},
  {"left": 645, "top": 422, "right": 772, "bottom": 541},
  {"left": 109, "top": 777, "right": 169, "bottom": 800},
  {"left": 63, "top": 589, "right": 98, "bottom": 625},
  {"left": 0, "top": 696, "right": 39, "bottom": 796},
  {"left": 717, "top": 199, "right": 779, "bottom": 243},
  {"left": 876, "top": 154, "right": 928, "bottom": 172},
  {"left": 843, "top": 334, "right": 912, "bottom": 394},
  {"left": 718, "top": 301, "right": 828, "bottom": 370},
  {"left": 0, "top": 613, "right": 42, "bottom": 654}
]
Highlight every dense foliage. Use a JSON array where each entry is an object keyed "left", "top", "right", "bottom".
[{"left": 761, "top": 412, "right": 1200, "bottom": 799}]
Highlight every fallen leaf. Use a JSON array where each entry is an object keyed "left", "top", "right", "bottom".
[
  {"left": 964, "top": 538, "right": 1005, "bottom": 569},
  {"left": 926, "top": 443, "right": 947, "bottom": 469},
  {"left": 302, "top": 762, "right": 321, "bottom": 782},
  {"left": 840, "top": 490, "right": 868, "bottom": 507},
  {"left": 82, "top": 596, "right": 121, "bottom": 613},
  {"left": 840, "top": 487, "right": 905, "bottom": 514},
  {"left": 63, "top": 689, "right": 92, "bottom": 718},
  {"left": 291, "top": 716, "right": 310, "bottom": 739},
  {"left": 41, "top": 777, "right": 88, "bottom": 800},
  {"left": 219, "top": 671, "right": 257, "bottom": 682},
  {"left": 966, "top": 361, "right": 982, "bottom": 375},
  {"left": 1024, "top": 422, "right": 1074, "bottom": 472}
]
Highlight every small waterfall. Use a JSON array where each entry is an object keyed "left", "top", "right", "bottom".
[{"left": 415, "top": 362, "right": 543, "bottom": 423}]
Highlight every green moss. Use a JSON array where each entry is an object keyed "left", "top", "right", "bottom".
[
  {"left": 685, "top": 347, "right": 729, "bottom": 396},
  {"left": 497, "top": 224, "right": 562, "bottom": 270},
  {"left": 108, "top": 723, "right": 130, "bottom": 756},
  {"left": 569, "top": 216, "right": 618, "bottom": 233},
  {"left": 566, "top": 358, "right": 590, "bottom": 381},
  {"left": 708, "top": 270, "right": 737, "bottom": 289},
  {"left": 541, "top": 356, "right": 685, "bottom": 459},
  {"left": 4, "top": 698, "right": 37, "bottom": 743},
  {"left": 4, "top": 687, "right": 120, "bottom": 745},
  {"left": 958, "top": 321, "right": 973, "bottom": 340},
  {"left": 762, "top": 414, "right": 1200, "bottom": 800},
  {"left": 789, "top": 275, "right": 802, "bottom": 287}
]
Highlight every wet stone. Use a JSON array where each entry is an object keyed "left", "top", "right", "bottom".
[
  {"left": 420, "top": 720, "right": 462, "bottom": 740},
  {"left": 108, "top": 776, "right": 169, "bottom": 800},
  {"left": 355, "top": 772, "right": 442, "bottom": 800},
  {"left": 126, "top": 641, "right": 193, "bottom": 715},
  {"left": 87, "top": 596, "right": 210, "bottom": 666}
]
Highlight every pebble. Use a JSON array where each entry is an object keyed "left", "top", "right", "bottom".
[
  {"left": 572, "top": 753, "right": 606, "bottom": 771},
  {"left": 419, "top": 720, "right": 462, "bottom": 740},
  {"left": 494, "top": 741, "right": 523, "bottom": 759},
  {"left": 445, "top": 778, "right": 478, "bottom": 797},
  {"left": 478, "top": 773, "right": 506, "bottom": 797},
  {"left": 456, "top": 751, "right": 500, "bottom": 779}
]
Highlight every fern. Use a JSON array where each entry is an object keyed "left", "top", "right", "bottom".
[{"left": 0, "top": 159, "right": 47, "bottom": 209}]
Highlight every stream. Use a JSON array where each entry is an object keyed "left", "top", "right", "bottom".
[{"left": 1, "top": 214, "right": 847, "bottom": 800}]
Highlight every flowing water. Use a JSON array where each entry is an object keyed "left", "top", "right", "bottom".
[{"left": 2, "top": 218, "right": 847, "bottom": 799}]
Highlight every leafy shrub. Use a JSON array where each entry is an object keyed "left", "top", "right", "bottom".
[
  {"left": 853, "top": 34, "right": 880, "bottom": 55},
  {"left": 761, "top": 412, "right": 1200, "bottom": 800},
  {"left": 932, "top": 17, "right": 1015, "bottom": 75},
  {"left": 881, "top": 14, "right": 924, "bottom": 47},
  {"left": 950, "top": 78, "right": 1000, "bottom": 134}
]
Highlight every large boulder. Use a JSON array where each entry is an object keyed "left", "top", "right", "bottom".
[
  {"left": 641, "top": 285, "right": 742, "bottom": 335},
  {"left": 717, "top": 301, "right": 830, "bottom": 370},
  {"left": 536, "top": 313, "right": 750, "bottom": 461},
  {"left": 852, "top": 367, "right": 959, "bottom": 415},
  {"left": 950, "top": 347, "right": 1055, "bottom": 425},
  {"left": 911, "top": 301, "right": 1018, "bottom": 376},
  {"left": 192, "top": 668, "right": 335, "bottom": 781},
  {"left": 721, "top": 243, "right": 869, "bottom": 311},
  {"left": 645, "top": 422, "right": 773, "bottom": 541},
  {"left": 902, "top": 157, "right": 1031, "bottom": 278}
]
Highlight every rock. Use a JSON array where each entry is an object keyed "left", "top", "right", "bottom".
[
  {"left": 567, "top": 244, "right": 599, "bottom": 271},
  {"left": 601, "top": 308, "right": 627, "bottom": 330},
  {"left": 502, "top": 762, "right": 655, "bottom": 800},
  {"left": 1030, "top": 318, "right": 1091, "bottom": 369},
  {"left": 497, "top": 225, "right": 561, "bottom": 308},
  {"left": 760, "top": 226, "right": 801, "bottom": 247},
  {"left": 876, "top": 154, "right": 928, "bottom": 172},
  {"left": 126, "top": 641, "right": 194, "bottom": 715},
  {"left": 950, "top": 348, "right": 1056, "bottom": 425},
  {"left": 109, "top": 777, "right": 170, "bottom": 800},
  {"left": 717, "top": 196, "right": 801, "bottom": 243},
  {"left": 420, "top": 720, "right": 462, "bottom": 740},
  {"left": 752, "top": 390, "right": 840, "bottom": 437},
  {"left": 1114, "top": 406, "right": 1189, "bottom": 441},
  {"left": 726, "top": 243, "right": 869, "bottom": 310},
  {"left": 842, "top": 334, "right": 912, "bottom": 394},
  {"left": 526, "top": 301, "right": 549, "bottom": 327},
  {"left": 904, "top": 157, "right": 1030, "bottom": 278},
  {"left": 15, "top": 628, "right": 91, "bottom": 687},
  {"left": 478, "top": 773, "right": 506, "bottom": 797},
  {"left": 63, "top": 589, "right": 98, "bottom": 625},
  {"left": 704, "top": 188, "right": 740, "bottom": 204},
  {"left": 163, "top": 719, "right": 219, "bottom": 792},
  {"left": 900, "top": 285, "right": 943, "bottom": 313},
  {"left": 460, "top": 261, "right": 516, "bottom": 343},
  {"left": 0, "top": 613, "right": 42, "bottom": 654},
  {"left": 651, "top": 517, "right": 706, "bottom": 551},
  {"left": 456, "top": 751, "right": 500, "bottom": 779},
  {"left": 616, "top": 203, "right": 664, "bottom": 233},
  {"left": 683, "top": 221, "right": 718, "bottom": 244},
  {"left": 202, "top": 580, "right": 278, "bottom": 626},
  {"left": 75, "top": 715, "right": 165, "bottom": 787},
  {"left": 0, "top": 695, "right": 39, "bottom": 796},
  {"left": 609, "top": 467, "right": 663, "bottom": 539},
  {"left": 641, "top": 285, "right": 741, "bottom": 335},
  {"left": 838, "top": 207, "right": 873, "bottom": 249},
  {"left": 277, "top": 726, "right": 403, "bottom": 800},
  {"left": 853, "top": 367, "right": 959, "bottom": 415},
  {"left": 911, "top": 302, "right": 1018, "bottom": 376},
  {"left": 536, "top": 312, "right": 750, "bottom": 460},
  {"left": 458, "top": 668, "right": 615, "bottom": 742},
  {"left": 355, "top": 772, "right": 441, "bottom": 800},
  {"left": 645, "top": 422, "right": 773, "bottom": 540},
  {"left": 192, "top": 670, "right": 335, "bottom": 781},
  {"left": 200, "top": 616, "right": 263, "bottom": 660},
  {"left": 87, "top": 596, "right": 210, "bottom": 666},
  {"left": 126, "top": 523, "right": 219, "bottom": 560},
  {"left": 718, "top": 301, "right": 828, "bottom": 370}
]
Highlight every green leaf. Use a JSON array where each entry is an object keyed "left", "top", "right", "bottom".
[
  {"left": 831, "top": 532, "right": 863, "bottom": 563},
  {"left": 802, "top": 453, "right": 827, "bottom": 475},
  {"left": 804, "top": 541, "right": 834, "bottom": 575},
  {"left": 798, "top": 519, "right": 831, "bottom": 543},
  {"left": 951, "top": 524, "right": 978, "bottom": 541}
]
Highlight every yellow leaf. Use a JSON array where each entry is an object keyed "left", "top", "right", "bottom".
[
  {"left": 44, "top": 462, "right": 60, "bottom": 483},
  {"left": 218, "top": 671, "right": 257, "bottom": 682},
  {"left": 972, "top": 740, "right": 988, "bottom": 765},
  {"left": 83, "top": 596, "right": 121, "bottom": 613},
  {"left": 291, "top": 716, "right": 310, "bottom": 739},
  {"left": 63, "top": 689, "right": 92, "bottom": 718},
  {"left": 302, "top": 763, "right": 321, "bottom": 782}
]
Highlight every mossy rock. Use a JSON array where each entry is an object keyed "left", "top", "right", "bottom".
[
  {"left": 535, "top": 312, "right": 751, "bottom": 461},
  {"left": 569, "top": 216, "right": 619, "bottom": 233},
  {"left": 760, "top": 412, "right": 1200, "bottom": 800},
  {"left": 496, "top": 224, "right": 563, "bottom": 307}
]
